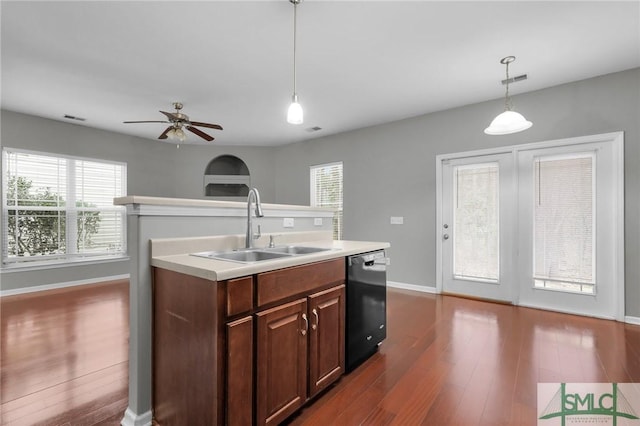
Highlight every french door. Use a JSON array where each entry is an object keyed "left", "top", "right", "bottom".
[
  {"left": 516, "top": 139, "right": 623, "bottom": 319},
  {"left": 440, "top": 152, "right": 515, "bottom": 302},
  {"left": 437, "top": 132, "right": 624, "bottom": 319}
]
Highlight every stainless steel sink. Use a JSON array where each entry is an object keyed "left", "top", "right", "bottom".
[
  {"left": 190, "top": 245, "right": 332, "bottom": 263},
  {"left": 191, "top": 249, "right": 291, "bottom": 263},
  {"left": 263, "top": 246, "right": 332, "bottom": 255}
]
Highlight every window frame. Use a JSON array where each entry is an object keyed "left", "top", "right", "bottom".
[
  {"left": 310, "top": 161, "right": 343, "bottom": 240},
  {"left": 2, "top": 148, "right": 127, "bottom": 269}
]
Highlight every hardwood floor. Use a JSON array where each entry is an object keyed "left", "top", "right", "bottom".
[
  {"left": 284, "top": 288, "right": 640, "bottom": 426},
  {"left": 0, "top": 280, "right": 129, "bottom": 426},
  {"left": 1, "top": 283, "right": 639, "bottom": 425}
]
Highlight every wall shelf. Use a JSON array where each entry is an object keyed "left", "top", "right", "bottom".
[{"left": 204, "top": 155, "right": 250, "bottom": 198}]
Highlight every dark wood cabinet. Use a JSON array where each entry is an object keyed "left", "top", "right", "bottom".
[
  {"left": 256, "top": 299, "right": 308, "bottom": 426},
  {"left": 227, "top": 316, "right": 254, "bottom": 426},
  {"left": 255, "top": 285, "right": 345, "bottom": 426},
  {"left": 153, "top": 257, "right": 346, "bottom": 426},
  {"left": 308, "top": 285, "right": 345, "bottom": 398}
]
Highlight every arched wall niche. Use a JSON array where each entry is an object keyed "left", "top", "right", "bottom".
[{"left": 204, "top": 154, "right": 250, "bottom": 198}]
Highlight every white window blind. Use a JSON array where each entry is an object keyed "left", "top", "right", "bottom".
[
  {"left": 453, "top": 163, "right": 499, "bottom": 281},
  {"left": 533, "top": 153, "right": 595, "bottom": 294},
  {"left": 310, "top": 162, "right": 343, "bottom": 240},
  {"left": 2, "top": 149, "right": 127, "bottom": 266}
]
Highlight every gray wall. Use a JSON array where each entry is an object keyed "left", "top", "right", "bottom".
[
  {"left": 273, "top": 68, "right": 640, "bottom": 316},
  {"left": 2, "top": 69, "right": 639, "bottom": 318},
  {"left": 0, "top": 110, "right": 276, "bottom": 290}
]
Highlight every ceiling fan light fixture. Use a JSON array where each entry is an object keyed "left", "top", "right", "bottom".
[
  {"left": 287, "top": 94, "right": 303, "bottom": 124},
  {"left": 174, "top": 127, "right": 186, "bottom": 142},
  {"left": 484, "top": 55, "right": 532, "bottom": 136},
  {"left": 123, "top": 102, "right": 222, "bottom": 143}
]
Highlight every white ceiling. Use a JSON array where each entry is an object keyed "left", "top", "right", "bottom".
[{"left": 2, "top": 1, "right": 639, "bottom": 147}]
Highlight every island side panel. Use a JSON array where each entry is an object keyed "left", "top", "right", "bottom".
[{"left": 153, "top": 267, "right": 221, "bottom": 425}]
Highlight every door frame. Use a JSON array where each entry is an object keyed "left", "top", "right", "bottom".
[{"left": 435, "top": 132, "right": 625, "bottom": 320}]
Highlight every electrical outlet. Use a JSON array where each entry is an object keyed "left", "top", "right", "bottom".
[
  {"left": 390, "top": 216, "right": 404, "bottom": 225},
  {"left": 314, "top": 218, "right": 323, "bottom": 226},
  {"left": 283, "top": 217, "right": 295, "bottom": 228}
]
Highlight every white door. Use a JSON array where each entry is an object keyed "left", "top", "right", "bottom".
[
  {"left": 440, "top": 153, "right": 515, "bottom": 302},
  {"left": 437, "top": 132, "right": 623, "bottom": 319},
  {"left": 516, "top": 138, "right": 623, "bottom": 319}
]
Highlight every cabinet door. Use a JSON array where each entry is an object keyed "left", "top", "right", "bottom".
[
  {"left": 256, "top": 298, "right": 308, "bottom": 426},
  {"left": 308, "top": 285, "right": 345, "bottom": 398},
  {"left": 227, "top": 316, "right": 253, "bottom": 426}
]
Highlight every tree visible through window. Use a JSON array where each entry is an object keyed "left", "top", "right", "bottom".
[
  {"left": 2, "top": 149, "right": 127, "bottom": 265},
  {"left": 310, "top": 162, "right": 343, "bottom": 240}
]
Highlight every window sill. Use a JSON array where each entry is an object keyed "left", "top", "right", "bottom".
[{"left": 0, "top": 255, "right": 130, "bottom": 273}]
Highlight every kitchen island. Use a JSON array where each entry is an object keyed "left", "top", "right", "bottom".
[{"left": 149, "top": 234, "right": 389, "bottom": 425}]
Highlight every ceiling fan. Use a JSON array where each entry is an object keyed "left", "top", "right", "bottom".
[{"left": 123, "top": 102, "right": 223, "bottom": 142}]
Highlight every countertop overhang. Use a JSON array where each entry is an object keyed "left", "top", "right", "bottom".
[{"left": 151, "top": 240, "right": 390, "bottom": 281}]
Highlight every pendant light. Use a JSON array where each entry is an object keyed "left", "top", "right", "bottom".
[
  {"left": 286, "top": 0, "right": 303, "bottom": 124},
  {"left": 484, "top": 56, "right": 532, "bottom": 135}
]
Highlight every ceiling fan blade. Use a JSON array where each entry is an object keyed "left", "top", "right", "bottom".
[
  {"left": 123, "top": 120, "right": 169, "bottom": 124},
  {"left": 186, "top": 126, "right": 214, "bottom": 141},
  {"left": 190, "top": 121, "right": 223, "bottom": 131},
  {"left": 158, "top": 126, "right": 173, "bottom": 139},
  {"left": 160, "top": 110, "right": 179, "bottom": 121}
]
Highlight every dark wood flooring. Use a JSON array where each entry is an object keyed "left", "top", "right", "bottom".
[
  {"left": 285, "top": 289, "right": 640, "bottom": 425},
  {"left": 1, "top": 282, "right": 639, "bottom": 425},
  {"left": 0, "top": 280, "right": 129, "bottom": 425}
]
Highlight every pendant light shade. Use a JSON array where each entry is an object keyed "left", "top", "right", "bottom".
[
  {"left": 287, "top": 94, "right": 303, "bottom": 124},
  {"left": 484, "top": 56, "right": 532, "bottom": 135},
  {"left": 286, "top": 0, "right": 303, "bottom": 125},
  {"left": 484, "top": 110, "right": 532, "bottom": 135}
]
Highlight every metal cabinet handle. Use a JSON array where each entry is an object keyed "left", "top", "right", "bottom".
[
  {"left": 312, "top": 309, "right": 318, "bottom": 330},
  {"left": 443, "top": 234, "right": 449, "bottom": 240},
  {"left": 301, "top": 313, "right": 308, "bottom": 336}
]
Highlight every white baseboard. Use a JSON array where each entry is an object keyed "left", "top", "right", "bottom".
[
  {"left": 518, "top": 302, "right": 616, "bottom": 321},
  {"left": 625, "top": 316, "right": 640, "bottom": 326},
  {"left": 121, "top": 408, "right": 152, "bottom": 426},
  {"left": 387, "top": 281, "right": 437, "bottom": 294},
  {"left": 0, "top": 274, "right": 130, "bottom": 297}
]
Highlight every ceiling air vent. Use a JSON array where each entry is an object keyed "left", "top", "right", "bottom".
[
  {"left": 501, "top": 74, "right": 528, "bottom": 85},
  {"left": 63, "top": 114, "right": 86, "bottom": 121}
]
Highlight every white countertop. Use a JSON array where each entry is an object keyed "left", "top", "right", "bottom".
[{"left": 151, "top": 239, "right": 389, "bottom": 281}]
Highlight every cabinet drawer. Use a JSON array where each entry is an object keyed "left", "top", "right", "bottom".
[
  {"left": 257, "top": 258, "right": 345, "bottom": 307},
  {"left": 226, "top": 276, "right": 254, "bottom": 317}
]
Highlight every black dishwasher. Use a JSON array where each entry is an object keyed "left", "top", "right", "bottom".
[{"left": 346, "top": 249, "right": 387, "bottom": 372}]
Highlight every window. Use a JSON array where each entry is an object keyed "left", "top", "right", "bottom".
[
  {"left": 533, "top": 153, "right": 595, "bottom": 294},
  {"left": 310, "top": 162, "right": 343, "bottom": 240},
  {"left": 2, "top": 148, "right": 127, "bottom": 266},
  {"left": 453, "top": 163, "right": 499, "bottom": 282}
]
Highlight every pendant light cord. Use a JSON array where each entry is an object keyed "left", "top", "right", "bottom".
[
  {"left": 504, "top": 60, "right": 512, "bottom": 111},
  {"left": 292, "top": 0, "right": 298, "bottom": 97}
]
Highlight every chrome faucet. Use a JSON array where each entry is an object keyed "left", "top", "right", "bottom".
[{"left": 245, "top": 188, "right": 264, "bottom": 248}]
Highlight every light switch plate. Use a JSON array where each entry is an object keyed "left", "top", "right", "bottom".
[
  {"left": 390, "top": 216, "right": 404, "bottom": 225},
  {"left": 283, "top": 217, "right": 295, "bottom": 228},
  {"left": 314, "top": 218, "right": 323, "bottom": 226}
]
